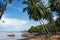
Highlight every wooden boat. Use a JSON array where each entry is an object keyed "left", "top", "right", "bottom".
[{"left": 8, "top": 34, "right": 15, "bottom": 37}]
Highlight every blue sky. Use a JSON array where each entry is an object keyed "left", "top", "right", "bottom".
[
  {"left": 0, "top": 0, "right": 40, "bottom": 32},
  {"left": 0, "top": 0, "right": 57, "bottom": 32}
]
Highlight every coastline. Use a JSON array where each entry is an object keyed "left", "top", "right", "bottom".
[{"left": 17, "top": 35, "right": 60, "bottom": 40}]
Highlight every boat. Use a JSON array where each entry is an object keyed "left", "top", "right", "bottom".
[
  {"left": 8, "top": 34, "right": 15, "bottom": 37},
  {"left": 22, "top": 34, "right": 28, "bottom": 37}
]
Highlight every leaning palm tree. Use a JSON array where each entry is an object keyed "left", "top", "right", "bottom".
[
  {"left": 0, "top": 0, "right": 13, "bottom": 19},
  {"left": 23, "top": 0, "right": 52, "bottom": 34},
  {"left": 0, "top": 0, "right": 20, "bottom": 19},
  {"left": 0, "top": 2, "right": 6, "bottom": 19}
]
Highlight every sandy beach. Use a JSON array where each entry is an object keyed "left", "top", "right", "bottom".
[{"left": 17, "top": 35, "right": 60, "bottom": 40}]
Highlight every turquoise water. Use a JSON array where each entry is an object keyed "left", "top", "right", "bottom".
[{"left": 0, "top": 32, "right": 24, "bottom": 40}]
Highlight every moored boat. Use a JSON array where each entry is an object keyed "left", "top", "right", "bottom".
[{"left": 8, "top": 34, "right": 15, "bottom": 37}]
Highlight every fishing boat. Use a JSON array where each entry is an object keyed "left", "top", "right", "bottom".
[{"left": 8, "top": 34, "right": 15, "bottom": 37}]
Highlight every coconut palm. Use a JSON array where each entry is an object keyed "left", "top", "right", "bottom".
[
  {"left": 0, "top": 2, "right": 6, "bottom": 19},
  {"left": 23, "top": 0, "right": 52, "bottom": 34},
  {"left": 0, "top": 0, "right": 20, "bottom": 19},
  {"left": 48, "top": 0, "right": 60, "bottom": 34},
  {"left": 0, "top": 0, "right": 13, "bottom": 19},
  {"left": 49, "top": 0, "right": 60, "bottom": 17}
]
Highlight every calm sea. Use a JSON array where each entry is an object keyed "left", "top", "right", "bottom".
[{"left": 0, "top": 32, "right": 24, "bottom": 40}]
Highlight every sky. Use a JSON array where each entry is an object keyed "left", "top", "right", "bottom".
[
  {"left": 0, "top": 0, "right": 57, "bottom": 32},
  {"left": 0, "top": 0, "right": 40, "bottom": 32}
]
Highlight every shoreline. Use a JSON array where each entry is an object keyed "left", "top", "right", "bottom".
[{"left": 17, "top": 35, "right": 60, "bottom": 40}]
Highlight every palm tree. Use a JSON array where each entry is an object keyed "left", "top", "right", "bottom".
[
  {"left": 0, "top": 2, "right": 6, "bottom": 19},
  {"left": 49, "top": 0, "right": 60, "bottom": 17},
  {"left": 0, "top": 0, "right": 20, "bottom": 19},
  {"left": 49, "top": 0, "right": 60, "bottom": 29},
  {"left": 23, "top": 0, "right": 52, "bottom": 34},
  {"left": 0, "top": 0, "right": 13, "bottom": 19}
]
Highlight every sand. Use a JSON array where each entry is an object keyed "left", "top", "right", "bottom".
[{"left": 17, "top": 35, "right": 60, "bottom": 40}]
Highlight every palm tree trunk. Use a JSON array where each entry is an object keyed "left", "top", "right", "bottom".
[
  {"left": 41, "top": 19, "right": 52, "bottom": 35},
  {"left": 41, "top": 19, "right": 52, "bottom": 40},
  {"left": 0, "top": 2, "right": 7, "bottom": 20},
  {"left": 0, "top": 12, "right": 4, "bottom": 20},
  {"left": 37, "top": 16, "right": 46, "bottom": 34},
  {"left": 39, "top": 20, "right": 46, "bottom": 34}
]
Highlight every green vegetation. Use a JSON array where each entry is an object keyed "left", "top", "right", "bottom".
[
  {"left": 23, "top": 0, "right": 60, "bottom": 35},
  {"left": 0, "top": 0, "right": 60, "bottom": 40},
  {"left": 28, "top": 22, "right": 60, "bottom": 35},
  {"left": 23, "top": 0, "right": 52, "bottom": 34},
  {"left": 0, "top": 0, "right": 59, "bottom": 34},
  {"left": 28, "top": 26, "right": 43, "bottom": 33}
]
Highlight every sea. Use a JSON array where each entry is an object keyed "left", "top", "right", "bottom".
[{"left": 0, "top": 32, "right": 24, "bottom": 40}]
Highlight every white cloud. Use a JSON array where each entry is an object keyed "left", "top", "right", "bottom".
[
  {"left": 0, "top": 15, "right": 27, "bottom": 31},
  {"left": 53, "top": 16, "right": 58, "bottom": 21}
]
